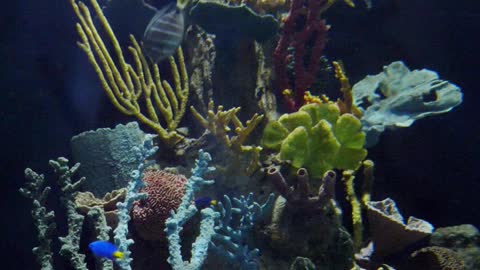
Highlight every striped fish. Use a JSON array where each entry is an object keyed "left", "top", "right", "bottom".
[{"left": 142, "top": 2, "right": 185, "bottom": 63}]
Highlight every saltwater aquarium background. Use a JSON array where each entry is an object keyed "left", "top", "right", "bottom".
[{"left": 1, "top": 0, "right": 479, "bottom": 269}]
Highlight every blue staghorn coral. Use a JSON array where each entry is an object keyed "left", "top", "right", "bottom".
[
  {"left": 211, "top": 193, "right": 275, "bottom": 270},
  {"left": 165, "top": 150, "right": 274, "bottom": 270},
  {"left": 114, "top": 136, "right": 158, "bottom": 270},
  {"left": 165, "top": 149, "right": 218, "bottom": 270}
]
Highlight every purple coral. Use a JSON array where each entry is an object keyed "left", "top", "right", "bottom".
[{"left": 132, "top": 170, "right": 187, "bottom": 241}]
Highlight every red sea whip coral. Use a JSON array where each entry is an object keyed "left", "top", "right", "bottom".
[
  {"left": 274, "top": 0, "right": 329, "bottom": 111},
  {"left": 132, "top": 170, "right": 187, "bottom": 241}
]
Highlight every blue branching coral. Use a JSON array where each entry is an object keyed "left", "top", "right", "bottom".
[
  {"left": 49, "top": 158, "right": 88, "bottom": 270},
  {"left": 20, "top": 169, "right": 56, "bottom": 270},
  {"left": 211, "top": 193, "right": 275, "bottom": 270},
  {"left": 165, "top": 149, "right": 218, "bottom": 270},
  {"left": 21, "top": 135, "right": 158, "bottom": 270},
  {"left": 165, "top": 150, "right": 274, "bottom": 270},
  {"left": 114, "top": 136, "right": 158, "bottom": 270}
]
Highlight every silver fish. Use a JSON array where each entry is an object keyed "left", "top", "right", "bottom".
[{"left": 142, "top": 2, "right": 185, "bottom": 63}]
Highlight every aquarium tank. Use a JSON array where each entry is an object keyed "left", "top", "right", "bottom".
[{"left": 1, "top": 0, "right": 479, "bottom": 269}]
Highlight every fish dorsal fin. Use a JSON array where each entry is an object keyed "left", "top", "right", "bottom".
[
  {"left": 176, "top": 0, "right": 190, "bottom": 10},
  {"left": 144, "top": 2, "right": 179, "bottom": 35}
]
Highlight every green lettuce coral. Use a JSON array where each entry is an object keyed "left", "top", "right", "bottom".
[{"left": 262, "top": 103, "right": 367, "bottom": 178}]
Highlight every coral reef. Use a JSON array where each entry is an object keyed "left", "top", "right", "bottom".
[
  {"left": 132, "top": 170, "right": 187, "bottom": 241},
  {"left": 74, "top": 189, "right": 126, "bottom": 228},
  {"left": 430, "top": 225, "right": 480, "bottom": 270},
  {"left": 19, "top": 0, "right": 470, "bottom": 269},
  {"left": 273, "top": 0, "right": 329, "bottom": 111},
  {"left": 262, "top": 103, "right": 367, "bottom": 178},
  {"left": 267, "top": 166, "right": 336, "bottom": 213},
  {"left": 21, "top": 158, "right": 89, "bottom": 270},
  {"left": 70, "top": 0, "right": 189, "bottom": 146},
  {"left": 352, "top": 61, "right": 463, "bottom": 147},
  {"left": 50, "top": 158, "right": 88, "bottom": 270},
  {"left": 113, "top": 136, "right": 158, "bottom": 269},
  {"left": 210, "top": 193, "right": 275, "bottom": 269},
  {"left": 185, "top": 25, "right": 216, "bottom": 115},
  {"left": 365, "top": 198, "right": 434, "bottom": 258},
  {"left": 409, "top": 246, "right": 465, "bottom": 270},
  {"left": 189, "top": 0, "right": 279, "bottom": 41},
  {"left": 20, "top": 169, "right": 56, "bottom": 270},
  {"left": 264, "top": 166, "right": 354, "bottom": 270},
  {"left": 191, "top": 99, "right": 265, "bottom": 174},
  {"left": 165, "top": 150, "right": 218, "bottom": 270},
  {"left": 71, "top": 122, "right": 153, "bottom": 197}
]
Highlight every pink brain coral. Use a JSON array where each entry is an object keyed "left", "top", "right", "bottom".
[{"left": 132, "top": 170, "right": 187, "bottom": 241}]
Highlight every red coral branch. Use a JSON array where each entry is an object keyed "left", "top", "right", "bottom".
[{"left": 274, "top": 0, "right": 329, "bottom": 111}]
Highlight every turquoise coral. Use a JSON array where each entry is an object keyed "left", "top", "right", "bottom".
[
  {"left": 114, "top": 137, "right": 158, "bottom": 270},
  {"left": 20, "top": 168, "right": 56, "bottom": 270},
  {"left": 262, "top": 103, "right": 367, "bottom": 178},
  {"left": 211, "top": 193, "right": 275, "bottom": 270},
  {"left": 50, "top": 158, "right": 88, "bottom": 270},
  {"left": 165, "top": 150, "right": 218, "bottom": 270}
]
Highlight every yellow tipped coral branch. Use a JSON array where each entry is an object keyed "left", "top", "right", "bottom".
[
  {"left": 342, "top": 169, "right": 363, "bottom": 251},
  {"left": 342, "top": 160, "right": 375, "bottom": 251},
  {"left": 191, "top": 100, "right": 264, "bottom": 174},
  {"left": 361, "top": 159, "right": 374, "bottom": 206},
  {"left": 303, "top": 91, "right": 330, "bottom": 105},
  {"left": 69, "top": 0, "right": 189, "bottom": 146},
  {"left": 333, "top": 61, "right": 363, "bottom": 118}
]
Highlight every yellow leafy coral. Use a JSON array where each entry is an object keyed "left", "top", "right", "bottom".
[{"left": 69, "top": 0, "right": 189, "bottom": 146}]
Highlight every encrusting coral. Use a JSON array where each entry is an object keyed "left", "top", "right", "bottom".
[
  {"left": 70, "top": 0, "right": 189, "bottom": 146},
  {"left": 409, "top": 246, "right": 465, "bottom": 270},
  {"left": 74, "top": 188, "right": 126, "bottom": 228},
  {"left": 132, "top": 170, "right": 187, "bottom": 241},
  {"left": 262, "top": 102, "right": 367, "bottom": 178}
]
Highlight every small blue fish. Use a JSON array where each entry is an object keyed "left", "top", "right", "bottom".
[
  {"left": 143, "top": 2, "right": 185, "bottom": 63},
  {"left": 89, "top": 241, "right": 124, "bottom": 260},
  {"left": 194, "top": 197, "right": 218, "bottom": 209}
]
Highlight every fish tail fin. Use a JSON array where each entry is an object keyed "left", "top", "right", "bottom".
[{"left": 113, "top": 251, "right": 124, "bottom": 259}]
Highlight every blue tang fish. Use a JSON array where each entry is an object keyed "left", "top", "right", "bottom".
[
  {"left": 194, "top": 197, "right": 217, "bottom": 209},
  {"left": 89, "top": 241, "right": 124, "bottom": 260}
]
